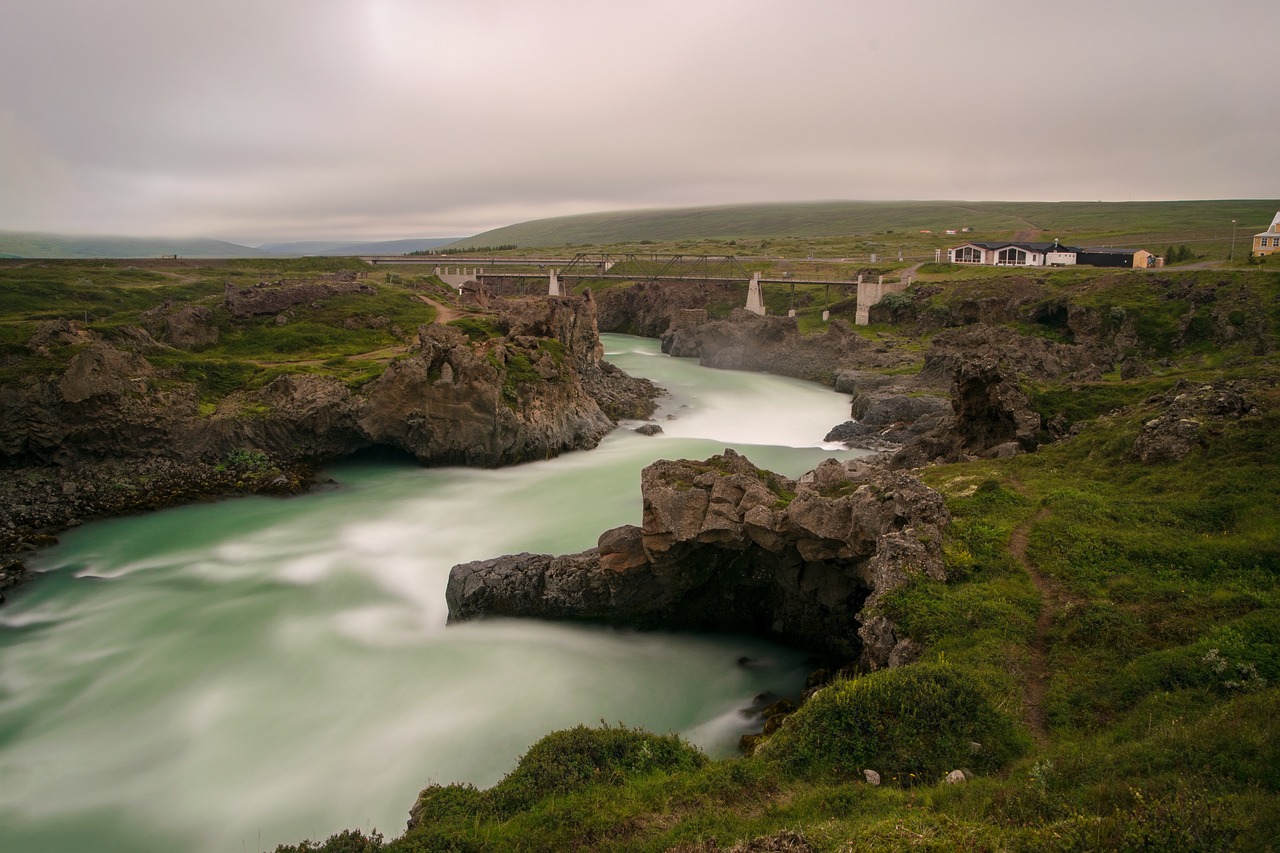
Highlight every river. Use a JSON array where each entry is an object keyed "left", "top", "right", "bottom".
[{"left": 0, "top": 334, "right": 865, "bottom": 852}]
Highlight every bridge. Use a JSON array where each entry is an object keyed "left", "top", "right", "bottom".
[{"left": 361, "top": 253, "right": 913, "bottom": 325}]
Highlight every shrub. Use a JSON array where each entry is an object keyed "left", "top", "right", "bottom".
[
  {"left": 486, "top": 724, "right": 708, "bottom": 815},
  {"left": 446, "top": 317, "right": 502, "bottom": 341},
  {"left": 762, "top": 662, "right": 1025, "bottom": 785}
]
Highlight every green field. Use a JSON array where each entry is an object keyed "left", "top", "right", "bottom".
[
  {"left": 446, "top": 199, "right": 1280, "bottom": 264},
  {"left": 0, "top": 258, "right": 454, "bottom": 394}
]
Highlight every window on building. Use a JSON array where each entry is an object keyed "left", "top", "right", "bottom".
[
  {"left": 954, "top": 246, "right": 983, "bottom": 263},
  {"left": 996, "top": 247, "right": 1028, "bottom": 265}
]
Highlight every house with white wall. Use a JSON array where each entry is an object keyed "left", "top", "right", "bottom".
[
  {"left": 948, "top": 240, "right": 1077, "bottom": 267},
  {"left": 1254, "top": 212, "right": 1280, "bottom": 256}
]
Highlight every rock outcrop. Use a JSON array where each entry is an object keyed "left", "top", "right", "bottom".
[
  {"left": 920, "top": 324, "right": 1111, "bottom": 383},
  {"left": 661, "top": 311, "right": 913, "bottom": 381},
  {"left": 1132, "top": 380, "right": 1258, "bottom": 463},
  {"left": 223, "top": 274, "right": 373, "bottom": 318},
  {"left": 2, "top": 292, "right": 654, "bottom": 468},
  {"left": 140, "top": 301, "right": 219, "bottom": 349},
  {"left": 891, "top": 356, "right": 1043, "bottom": 468},
  {"left": 447, "top": 450, "right": 949, "bottom": 668},
  {"left": 0, "top": 292, "right": 660, "bottom": 566},
  {"left": 825, "top": 371, "right": 950, "bottom": 452},
  {"left": 595, "top": 280, "right": 727, "bottom": 338}
]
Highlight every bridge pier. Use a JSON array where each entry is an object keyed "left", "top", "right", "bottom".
[
  {"left": 855, "top": 273, "right": 908, "bottom": 326},
  {"left": 745, "top": 272, "right": 766, "bottom": 315},
  {"left": 548, "top": 269, "right": 562, "bottom": 297},
  {"left": 434, "top": 266, "right": 480, "bottom": 292}
]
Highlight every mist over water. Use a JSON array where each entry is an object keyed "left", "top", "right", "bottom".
[{"left": 0, "top": 335, "right": 865, "bottom": 852}]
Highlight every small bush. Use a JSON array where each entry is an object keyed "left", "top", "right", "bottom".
[
  {"left": 446, "top": 317, "right": 502, "bottom": 341},
  {"left": 762, "top": 662, "right": 1025, "bottom": 785},
  {"left": 486, "top": 724, "right": 708, "bottom": 814}
]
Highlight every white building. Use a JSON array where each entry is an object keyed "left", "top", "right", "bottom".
[
  {"left": 947, "top": 240, "right": 1077, "bottom": 267},
  {"left": 1253, "top": 212, "right": 1280, "bottom": 257}
]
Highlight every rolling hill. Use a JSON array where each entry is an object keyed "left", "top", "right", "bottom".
[
  {"left": 0, "top": 232, "right": 266, "bottom": 259},
  {"left": 448, "top": 199, "right": 1280, "bottom": 249}
]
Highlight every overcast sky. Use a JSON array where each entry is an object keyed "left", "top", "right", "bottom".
[{"left": 1, "top": 0, "right": 1276, "bottom": 244}]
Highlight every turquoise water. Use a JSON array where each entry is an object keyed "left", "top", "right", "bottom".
[{"left": 0, "top": 335, "right": 864, "bottom": 852}]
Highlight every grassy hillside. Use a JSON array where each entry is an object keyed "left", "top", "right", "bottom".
[
  {"left": 258, "top": 238, "right": 462, "bottom": 256},
  {"left": 448, "top": 200, "right": 1280, "bottom": 257},
  {"left": 0, "top": 231, "right": 273, "bottom": 259},
  {"left": 0, "top": 257, "right": 455, "bottom": 395}
]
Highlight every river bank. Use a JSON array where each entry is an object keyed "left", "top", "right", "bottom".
[{"left": 0, "top": 334, "right": 869, "bottom": 853}]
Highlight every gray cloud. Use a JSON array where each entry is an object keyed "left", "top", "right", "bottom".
[{"left": 1, "top": 0, "right": 1275, "bottom": 242}]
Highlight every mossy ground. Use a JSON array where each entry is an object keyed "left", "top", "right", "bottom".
[
  {"left": 0, "top": 258, "right": 482, "bottom": 396},
  {"left": 274, "top": 268, "right": 1280, "bottom": 851}
]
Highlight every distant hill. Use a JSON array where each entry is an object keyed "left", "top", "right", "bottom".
[
  {"left": 450, "top": 200, "right": 1280, "bottom": 249},
  {"left": 258, "top": 238, "right": 463, "bottom": 257},
  {"left": 0, "top": 232, "right": 265, "bottom": 259}
]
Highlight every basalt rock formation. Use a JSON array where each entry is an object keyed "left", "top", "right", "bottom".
[
  {"left": 594, "top": 280, "right": 726, "bottom": 338},
  {"left": 889, "top": 356, "right": 1043, "bottom": 468},
  {"left": 0, "top": 292, "right": 659, "bottom": 570},
  {"left": 139, "top": 300, "right": 220, "bottom": 349},
  {"left": 1131, "top": 379, "right": 1259, "bottom": 463},
  {"left": 823, "top": 371, "right": 950, "bottom": 452},
  {"left": 2, "top": 293, "right": 651, "bottom": 468},
  {"left": 223, "top": 273, "right": 374, "bottom": 318},
  {"left": 447, "top": 449, "right": 949, "bottom": 668},
  {"left": 920, "top": 324, "right": 1112, "bottom": 383},
  {"left": 661, "top": 311, "right": 914, "bottom": 380}
]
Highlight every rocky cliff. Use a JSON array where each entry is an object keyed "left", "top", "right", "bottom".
[
  {"left": 661, "top": 311, "right": 914, "bottom": 380},
  {"left": 447, "top": 449, "right": 949, "bottom": 668},
  {"left": 2, "top": 292, "right": 651, "bottom": 468},
  {"left": 0, "top": 291, "right": 659, "bottom": 577}
]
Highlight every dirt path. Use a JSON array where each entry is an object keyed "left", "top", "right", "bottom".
[
  {"left": 416, "top": 293, "right": 462, "bottom": 324},
  {"left": 1008, "top": 504, "right": 1061, "bottom": 748}
]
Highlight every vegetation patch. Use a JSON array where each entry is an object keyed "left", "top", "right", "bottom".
[{"left": 760, "top": 662, "right": 1026, "bottom": 785}]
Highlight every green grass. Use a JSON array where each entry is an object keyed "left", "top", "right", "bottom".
[
  {"left": 0, "top": 259, "right": 439, "bottom": 397},
  {"left": 447, "top": 200, "right": 1280, "bottom": 262}
]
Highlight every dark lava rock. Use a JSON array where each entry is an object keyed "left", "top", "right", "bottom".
[
  {"left": 447, "top": 450, "right": 949, "bottom": 669},
  {"left": 1132, "top": 380, "right": 1257, "bottom": 463}
]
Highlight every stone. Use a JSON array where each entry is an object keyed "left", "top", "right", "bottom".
[
  {"left": 1132, "top": 380, "right": 1256, "bottom": 464},
  {"left": 446, "top": 450, "right": 950, "bottom": 667},
  {"left": 945, "top": 769, "right": 967, "bottom": 784},
  {"left": 597, "top": 525, "right": 648, "bottom": 572},
  {"left": 863, "top": 769, "right": 881, "bottom": 786},
  {"left": 634, "top": 423, "right": 663, "bottom": 436}
]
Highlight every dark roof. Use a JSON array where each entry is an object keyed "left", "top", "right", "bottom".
[
  {"left": 1077, "top": 247, "right": 1146, "bottom": 256},
  {"left": 962, "top": 241, "right": 1078, "bottom": 252}
]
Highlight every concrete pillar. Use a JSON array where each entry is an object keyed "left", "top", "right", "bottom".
[
  {"left": 548, "top": 269, "right": 561, "bottom": 297},
  {"left": 870, "top": 253, "right": 877, "bottom": 263},
  {"left": 822, "top": 310, "right": 830, "bottom": 321},
  {"left": 788, "top": 308, "right": 797, "bottom": 318},
  {"left": 935, "top": 248, "right": 942, "bottom": 263},
  {"left": 898, "top": 251, "right": 903, "bottom": 261},
  {"left": 745, "top": 272, "right": 765, "bottom": 315}
]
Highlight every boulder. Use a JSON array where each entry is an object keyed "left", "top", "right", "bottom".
[
  {"left": 892, "top": 354, "right": 1044, "bottom": 469},
  {"left": 1132, "top": 380, "right": 1256, "bottom": 463},
  {"left": 447, "top": 449, "right": 950, "bottom": 668},
  {"left": 140, "top": 301, "right": 219, "bottom": 349}
]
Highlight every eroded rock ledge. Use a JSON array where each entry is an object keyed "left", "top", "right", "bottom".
[{"left": 446, "top": 449, "right": 949, "bottom": 669}]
